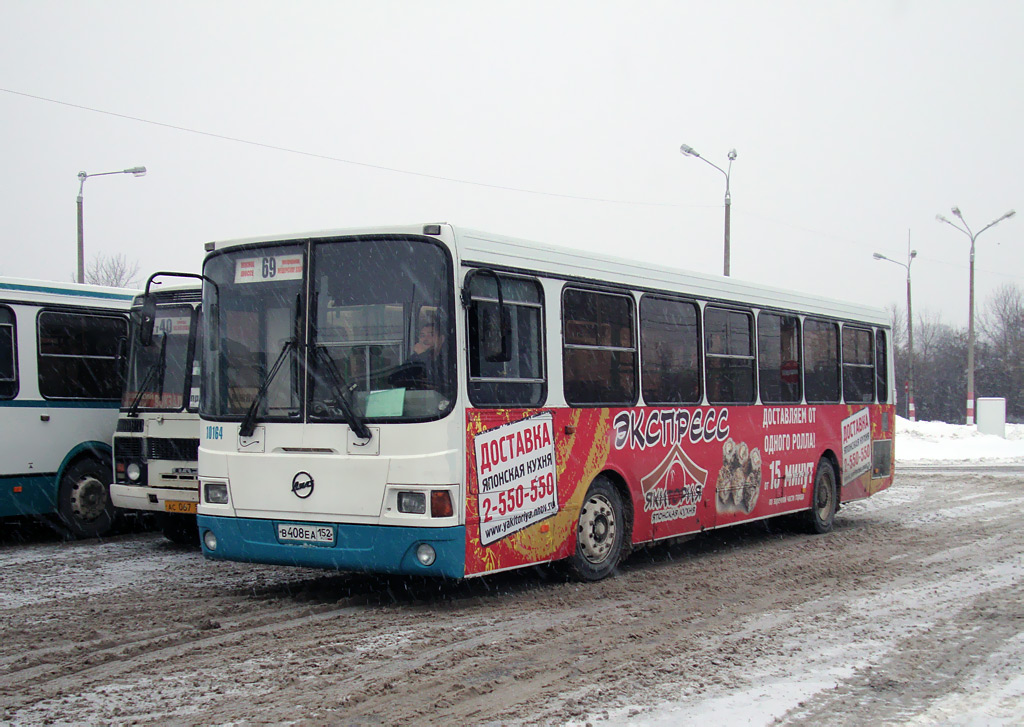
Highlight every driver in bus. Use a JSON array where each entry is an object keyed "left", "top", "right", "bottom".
[{"left": 407, "top": 316, "right": 445, "bottom": 385}]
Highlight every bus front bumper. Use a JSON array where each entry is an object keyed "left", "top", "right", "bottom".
[{"left": 197, "top": 515, "right": 466, "bottom": 579}]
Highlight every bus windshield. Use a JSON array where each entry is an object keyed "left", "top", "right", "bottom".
[
  {"left": 201, "top": 235, "right": 454, "bottom": 424},
  {"left": 122, "top": 304, "right": 197, "bottom": 412}
]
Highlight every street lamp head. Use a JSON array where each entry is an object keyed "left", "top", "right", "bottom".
[
  {"left": 952, "top": 206, "right": 962, "bottom": 219},
  {"left": 727, "top": 149, "right": 737, "bottom": 161},
  {"left": 872, "top": 253, "right": 885, "bottom": 260},
  {"left": 679, "top": 144, "right": 699, "bottom": 158},
  {"left": 936, "top": 213, "right": 950, "bottom": 224},
  {"left": 910, "top": 250, "right": 918, "bottom": 259},
  {"left": 126, "top": 166, "right": 147, "bottom": 177},
  {"left": 1003, "top": 209, "right": 1017, "bottom": 221}
]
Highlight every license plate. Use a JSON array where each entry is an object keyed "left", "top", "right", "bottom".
[
  {"left": 164, "top": 500, "right": 197, "bottom": 514},
  {"left": 277, "top": 523, "right": 336, "bottom": 545}
]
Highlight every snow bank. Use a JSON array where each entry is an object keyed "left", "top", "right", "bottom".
[{"left": 896, "top": 415, "right": 1024, "bottom": 464}]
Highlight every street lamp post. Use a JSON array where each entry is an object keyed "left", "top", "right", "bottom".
[
  {"left": 936, "top": 206, "right": 1016, "bottom": 425},
  {"left": 680, "top": 144, "right": 737, "bottom": 276},
  {"left": 76, "top": 166, "right": 147, "bottom": 284},
  {"left": 873, "top": 230, "right": 918, "bottom": 420}
]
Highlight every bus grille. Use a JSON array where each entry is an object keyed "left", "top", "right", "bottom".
[
  {"left": 114, "top": 436, "right": 144, "bottom": 458},
  {"left": 147, "top": 438, "right": 200, "bottom": 462},
  {"left": 117, "top": 418, "right": 145, "bottom": 433}
]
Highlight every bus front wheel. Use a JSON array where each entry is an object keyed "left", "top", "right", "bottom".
[
  {"left": 56, "top": 458, "right": 116, "bottom": 539},
  {"left": 567, "top": 476, "right": 625, "bottom": 581},
  {"left": 804, "top": 457, "right": 837, "bottom": 534}
]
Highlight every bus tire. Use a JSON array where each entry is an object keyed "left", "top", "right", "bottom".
[
  {"left": 567, "top": 476, "right": 625, "bottom": 581},
  {"left": 161, "top": 514, "right": 199, "bottom": 546},
  {"left": 804, "top": 457, "right": 837, "bottom": 534},
  {"left": 55, "top": 457, "right": 116, "bottom": 539}
]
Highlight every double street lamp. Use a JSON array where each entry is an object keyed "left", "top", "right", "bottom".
[
  {"left": 680, "top": 144, "right": 737, "bottom": 276},
  {"left": 935, "top": 206, "right": 1016, "bottom": 425},
  {"left": 873, "top": 232, "right": 917, "bottom": 420},
  {"left": 76, "top": 166, "right": 147, "bottom": 284}
]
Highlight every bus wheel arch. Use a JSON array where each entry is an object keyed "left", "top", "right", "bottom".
[
  {"left": 54, "top": 445, "right": 116, "bottom": 539},
  {"left": 566, "top": 471, "right": 632, "bottom": 581}
]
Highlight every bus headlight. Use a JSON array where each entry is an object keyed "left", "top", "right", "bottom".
[
  {"left": 203, "top": 530, "right": 218, "bottom": 551},
  {"left": 416, "top": 543, "right": 436, "bottom": 566},
  {"left": 204, "top": 482, "right": 229, "bottom": 504},
  {"left": 126, "top": 463, "right": 142, "bottom": 482},
  {"left": 398, "top": 491, "right": 426, "bottom": 514}
]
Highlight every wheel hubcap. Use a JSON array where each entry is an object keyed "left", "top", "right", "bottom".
[
  {"left": 578, "top": 493, "right": 617, "bottom": 564},
  {"left": 71, "top": 476, "right": 107, "bottom": 522},
  {"left": 815, "top": 470, "right": 834, "bottom": 520}
]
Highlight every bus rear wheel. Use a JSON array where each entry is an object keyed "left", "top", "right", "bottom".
[
  {"left": 567, "top": 477, "right": 625, "bottom": 581},
  {"left": 804, "top": 457, "right": 837, "bottom": 534},
  {"left": 55, "top": 458, "right": 116, "bottom": 539}
]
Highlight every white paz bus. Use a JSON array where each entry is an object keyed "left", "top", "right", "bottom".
[
  {"left": 0, "top": 277, "right": 135, "bottom": 537},
  {"left": 111, "top": 280, "right": 202, "bottom": 544},
  {"left": 197, "top": 224, "right": 895, "bottom": 580}
]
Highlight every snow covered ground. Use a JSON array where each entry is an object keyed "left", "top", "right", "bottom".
[
  {"left": 590, "top": 416, "right": 1024, "bottom": 727},
  {"left": 895, "top": 416, "right": 1024, "bottom": 465}
]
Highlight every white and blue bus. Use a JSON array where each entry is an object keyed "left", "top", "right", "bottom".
[
  {"left": 0, "top": 277, "right": 135, "bottom": 537},
  {"left": 195, "top": 224, "right": 895, "bottom": 580},
  {"left": 111, "top": 283, "right": 202, "bottom": 544}
]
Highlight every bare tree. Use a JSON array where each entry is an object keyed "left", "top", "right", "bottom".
[
  {"left": 76, "top": 253, "right": 142, "bottom": 289},
  {"left": 976, "top": 283, "right": 1024, "bottom": 419}
]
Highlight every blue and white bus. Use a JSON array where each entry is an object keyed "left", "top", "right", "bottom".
[{"left": 0, "top": 277, "right": 135, "bottom": 537}]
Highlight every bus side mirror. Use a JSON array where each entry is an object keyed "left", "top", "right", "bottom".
[
  {"left": 139, "top": 296, "right": 157, "bottom": 347},
  {"left": 481, "top": 303, "right": 511, "bottom": 363}
]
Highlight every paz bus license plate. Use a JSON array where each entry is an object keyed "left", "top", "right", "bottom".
[
  {"left": 164, "top": 500, "right": 197, "bottom": 515},
  {"left": 276, "top": 523, "right": 336, "bottom": 545}
]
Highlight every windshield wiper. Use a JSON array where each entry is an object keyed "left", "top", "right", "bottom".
[
  {"left": 126, "top": 334, "right": 167, "bottom": 418},
  {"left": 239, "top": 339, "right": 296, "bottom": 438},
  {"left": 312, "top": 344, "right": 372, "bottom": 441}
]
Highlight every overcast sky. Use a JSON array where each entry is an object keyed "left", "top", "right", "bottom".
[{"left": 2, "top": 1, "right": 1022, "bottom": 326}]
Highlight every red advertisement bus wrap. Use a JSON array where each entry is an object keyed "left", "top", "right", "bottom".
[{"left": 465, "top": 403, "right": 893, "bottom": 576}]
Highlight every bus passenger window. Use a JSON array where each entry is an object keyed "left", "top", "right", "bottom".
[
  {"left": 37, "top": 311, "right": 127, "bottom": 400},
  {"left": 467, "top": 273, "right": 545, "bottom": 407},
  {"left": 758, "top": 312, "right": 801, "bottom": 404},
  {"left": 804, "top": 318, "right": 840, "bottom": 403},
  {"left": 562, "top": 288, "right": 636, "bottom": 406},
  {"left": 842, "top": 326, "right": 875, "bottom": 403},
  {"left": 704, "top": 307, "right": 755, "bottom": 404},
  {"left": 640, "top": 296, "right": 700, "bottom": 404},
  {"left": 0, "top": 307, "right": 17, "bottom": 399}
]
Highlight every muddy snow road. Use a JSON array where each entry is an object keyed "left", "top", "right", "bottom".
[{"left": 2, "top": 469, "right": 1023, "bottom": 726}]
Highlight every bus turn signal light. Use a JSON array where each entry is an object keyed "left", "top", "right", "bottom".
[{"left": 431, "top": 490, "right": 453, "bottom": 518}]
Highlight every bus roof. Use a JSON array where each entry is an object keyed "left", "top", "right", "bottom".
[
  {"left": 0, "top": 276, "right": 138, "bottom": 307},
  {"left": 205, "top": 223, "right": 890, "bottom": 328}
]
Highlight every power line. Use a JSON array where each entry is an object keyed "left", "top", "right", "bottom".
[
  {"left": 2, "top": 86, "right": 708, "bottom": 209},
  {"left": 5, "top": 86, "right": 1021, "bottom": 286}
]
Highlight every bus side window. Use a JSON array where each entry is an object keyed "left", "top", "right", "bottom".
[
  {"left": 562, "top": 288, "right": 636, "bottom": 406},
  {"left": 0, "top": 306, "right": 17, "bottom": 399},
  {"left": 804, "top": 318, "right": 840, "bottom": 403},
  {"left": 758, "top": 312, "right": 802, "bottom": 404},
  {"left": 466, "top": 272, "right": 545, "bottom": 407},
  {"left": 704, "top": 306, "right": 755, "bottom": 405},
  {"left": 640, "top": 295, "right": 700, "bottom": 405},
  {"left": 37, "top": 310, "right": 127, "bottom": 400},
  {"left": 842, "top": 325, "right": 875, "bottom": 403}
]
